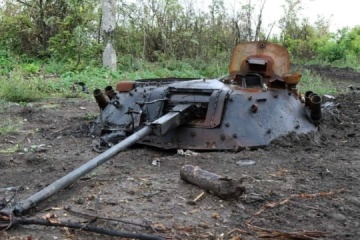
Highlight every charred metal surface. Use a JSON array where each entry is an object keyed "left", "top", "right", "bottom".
[
  {"left": 90, "top": 41, "right": 321, "bottom": 150},
  {"left": 151, "top": 103, "right": 195, "bottom": 136},
  {"left": 2, "top": 42, "right": 323, "bottom": 221},
  {"left": 93, "top": 89, "right": 108, "bottom": 109},
  {"left": 139, "top": 89, "right": 316, "bottom": 150}
]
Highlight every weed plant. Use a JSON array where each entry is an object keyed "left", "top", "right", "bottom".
[{"left": 0, "top": 144, "right": 20, "bottom": 154}]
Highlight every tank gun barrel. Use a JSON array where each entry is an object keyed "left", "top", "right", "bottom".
[
  {"left": 10, "top": 103, "right": 196, "bottom": 215},
  {"left": 12, "top": 126, "right": 152, "bottom": 215}
]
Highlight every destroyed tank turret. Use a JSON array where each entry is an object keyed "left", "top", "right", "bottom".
[
  {"left": 1, "top": 42, "right": 322, "bottom": 221},
  {"left": 91, "top": 42, "right": 321, "bottom": 151}
]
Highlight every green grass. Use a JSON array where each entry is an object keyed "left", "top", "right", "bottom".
[
  {"left": 0, "top": 54, "right": 345, "bottom": 103},
  {"left": 83, "top": 112, "right": 98, "bottom": 120},
  {"left": 0, "top": 69, "right": 47, "bottom": 102},
  {"left": 40, "top": 103, "right": 61, "bottom": 109},
  {"left": 0, "top": 117, "right": 23, "bottom": 136},
  {"left": 46, "top": 58, "right": 228, "bottom": 97},
  {"left": 297, "top": 69, "right": 337, "bottom": 95},
  {"left": 0, "top": 144, "right": 20, "bottom": 154}
]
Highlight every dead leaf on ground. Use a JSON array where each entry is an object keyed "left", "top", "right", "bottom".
[
  {"left": 173, "top": 225, "right": 195, "bottom": 232},
  {"left": 270, "top": 168, "right": 289, "bottom": 177},
  {"left": 212, "top": 212, "right": 220, "bottom": 219},
  {"left": 264, "top": 202, "right": 277, "bottom": 208},
  {"left": 63, "top": 226, "right": 76, "bottom": 240},
  {"left": 152, "top": 223, "right": 168, "bottom": 232},
  {"left": 229, "top": 236, "right": 242, "bottom": 240},
  {"left": 41, "top": 212, "right": 57, "bottom": 221}
]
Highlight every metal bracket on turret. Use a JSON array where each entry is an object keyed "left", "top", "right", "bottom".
[{"left": 151, "top": 103, "right": 195, "bottom": 136}]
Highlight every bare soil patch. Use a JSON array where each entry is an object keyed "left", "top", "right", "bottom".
[{"left": 1, "top": 69, "right": 360, "bottom": 239}]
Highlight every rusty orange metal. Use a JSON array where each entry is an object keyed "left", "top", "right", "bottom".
[
  {"left": 116, "top": 81, "right": 135, "bottom": 92},
  {"left": 229, "top": 42, "right": 290, "bottom": 78}
]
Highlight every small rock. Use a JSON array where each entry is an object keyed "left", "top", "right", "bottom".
[
  {"left": 87, "top": 195, "right": 95, "bottom": 200},
  {"left": 151, "top": 158, "right": 160, "bottom": 166},
  {"left": 198, "top": 222, "right": 209, "bottom": 228},
  {"left": 236, "top": 159, "right": 255, "bottom": 166},
  {"left": 74, "top": 197, "right": 85, "bottom": 205}
]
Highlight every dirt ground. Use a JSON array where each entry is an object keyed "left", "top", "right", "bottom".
[{"left": 1, "top": 66, "right": 360, "bottom": 240}]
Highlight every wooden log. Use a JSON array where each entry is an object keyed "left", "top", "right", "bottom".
[{"left": 180, "top": 165, "right": 245, "bottom": 200}]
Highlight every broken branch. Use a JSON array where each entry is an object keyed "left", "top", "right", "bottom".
[
  {"left": 63, "top": 206, "right": 151, "bottom": 229},
  {"left": 0, "top": 213, "right": 164, "bottom": 240},
  {"left": 252, "top": 188, "right": 346, "bottom": 217},
  {"left": 246, "top": 224, "right": 327, "bottom": 240},
  {"left": 193, "top": 191, "right": 205, "bottom": 202}
]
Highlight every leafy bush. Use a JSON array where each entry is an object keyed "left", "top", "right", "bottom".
[
  {"left": 20, "top": 63, "right": 40, "bottom": 74},
  {"left": 0, "top": 49, "right": 16, "bottom": 75},
  {"left": 317, "top": 40, "right": 346, "bottom": 62}
]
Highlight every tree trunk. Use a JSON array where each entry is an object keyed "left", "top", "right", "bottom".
[{"left": 102, "top": 0, "right": 117, "bottom": 71}]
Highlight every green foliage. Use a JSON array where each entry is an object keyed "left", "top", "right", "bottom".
[
  {"left": 48, "top": 0, "right": 102, "bottom": 67},
  {"left": 0, "top": 0, "right": 101, "bottom": 67},
  {"left": 317, "top": 40, "right": 345, "bottom": 62},
  {"left": 297, "top": 69, "right": 336, "bottom": 95},
  {"left": 115, "top": 0, "right": 267, "bottom": 61},
  {"left": 44, "top": 58, "right": 69, "bottom": 74},
  {"left": 0, "top": 144, "right": 20, "bottom": 154},
  {"left": 315, "top": 27, "right": 360, "bottom": 67},
  {"left": 0, "top": 70, "right": 46, "bottom": 102},
  {"left": 0, "top": 0, "right": 358, "bottom": 70},
  {"left": 0, "top": 49, "right": 16, "bottom": 74},
  {"left": 21, "top": 63, "right": 41, "bottom": 74},
  {"left": 0, "top": 0, "right": 359, "bottom": 101},
  {"left": 0, "top": 117, "right": 23, "bottom": 136}
]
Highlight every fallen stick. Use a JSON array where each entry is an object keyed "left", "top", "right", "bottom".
[
  {"left": 193, "top": 191, "right": 205, "bottom": 202},
  {"left": 246, "top": 224, "right": 327, "bottom": 240},
  {"left": 63, "top": 205, "right": 151, "bottom": 228},
  {"left": 180, "top": 165, "right": 245, "bottom": 200},
  {"left": 290, "top": 188, "right": 345, "bottom": 199},
  {"left": 253, "top": 188, "right": 346, "bottom": 217},
  {"left": 0, "top": 213, "right": 164, "bottom": 240}
]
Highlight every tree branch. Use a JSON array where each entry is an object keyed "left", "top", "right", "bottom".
[
  {"left": 63, "top": 206, "right": 151, "bottom": 229},
  {"left": 15, "top": 0, "right": 34, "bottom": 8},
  {"left": 0, "top": 214, "right": 164, "bottom": 240}
]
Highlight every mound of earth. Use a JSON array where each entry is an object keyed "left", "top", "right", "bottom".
[
  {"left": 305, "top": 65, "right": 360, "bottom": 82},
  {"left": 0, "top": 90, "right": 360, "bottom": 239}
]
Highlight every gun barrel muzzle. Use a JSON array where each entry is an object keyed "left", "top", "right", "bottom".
[
  {"left": 105, "top": 86, "right": 116, "bottom": 100},
  {"left": 305, "top": 91, "right": 313, "bottom": 107},
  {"left": 310, "top": 94, "right": 322, "bottom": 122},
  {"left": 93, "top": 89, "right": 108, "bottom": 110}
]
